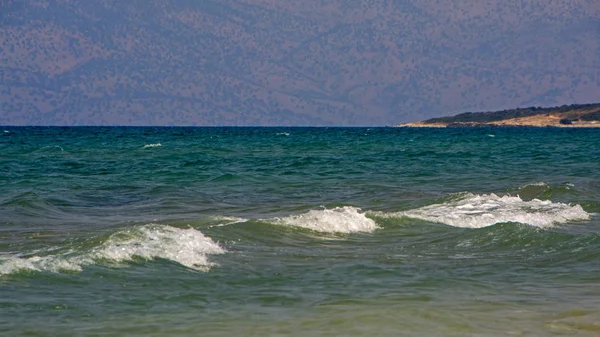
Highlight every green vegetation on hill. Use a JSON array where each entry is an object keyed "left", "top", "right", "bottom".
[{"left": 580, "top": 109, "right": 600, "bottom": 121}]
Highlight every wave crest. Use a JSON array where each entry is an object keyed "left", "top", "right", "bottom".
[
  {"left": 0, "top": 225, "right": 224, "bottom": 275},
  {"left": 270, "top": 206, "right": 379, "bottom": 233},
  {"left": 142, "top": 143, "right": 162, "bottom": 148},
  {"left": 398, "top": 193, "right": 590, "bottom": 228}
]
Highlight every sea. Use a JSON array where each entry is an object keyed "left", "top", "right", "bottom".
[{"left": 1, "top": 126, "right": 599, "bottom": 336}]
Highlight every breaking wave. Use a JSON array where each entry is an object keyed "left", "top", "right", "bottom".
[
  {"left": 0, "top": 224, "right": 224, "bottom": 275},
  {"left": 269, "top": 206, "right": 379, "bottom": 233},
  {"left": 395, "top": 193, "right": 590, "bottom": 228}
]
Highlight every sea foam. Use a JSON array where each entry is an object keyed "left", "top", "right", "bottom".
[
  {"left": 398, "top": 193, "right": 590, "bottom": 228},
  {"left": 209, "top": 216, "right": 248, "bottom": 227},
  {"left": 270, "top": 206, "right": 379, "bottom": 233},
  {"left": 142, "top": 143, "right": 162, "bottom": 148},
  {"left": 0, "top": 225, "right": 224, "bottom": 275}
]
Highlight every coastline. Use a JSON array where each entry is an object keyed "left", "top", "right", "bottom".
[
  {"left": 399, "top": 121, "right": 600, "bottom": 128},
  {"left": 398, "top": 103, "right": 600, "bottom": 128}
]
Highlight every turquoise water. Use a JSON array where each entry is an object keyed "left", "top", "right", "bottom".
[{"left": 1, "top": 127, "right": 599, "bottom": 336}]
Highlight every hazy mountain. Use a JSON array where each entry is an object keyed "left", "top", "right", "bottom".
[{"left": 1, "top": 0, "right": 599, "bottom": 126}]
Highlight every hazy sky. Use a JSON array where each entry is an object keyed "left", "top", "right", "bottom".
[{"left": 1, "top": 0, "right": 599, "bottom": 126}]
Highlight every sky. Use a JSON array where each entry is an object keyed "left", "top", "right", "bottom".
[{"left": 1, "top": 0, "right": 599, "bottom": 126}]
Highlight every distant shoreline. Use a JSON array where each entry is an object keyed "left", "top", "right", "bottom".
[
  {"left": 398, "top": 103, "right": 600, "bottom": 128},
  {"left": 399, "top": 122, "right": 600, "bottom": 128}
]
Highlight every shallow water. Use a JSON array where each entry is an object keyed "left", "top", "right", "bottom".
[{"left": 1, "top": 127, "right": 599, "bottom": 336}]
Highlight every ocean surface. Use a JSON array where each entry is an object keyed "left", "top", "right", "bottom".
[{"left": 1, "top": 126, "right": 599, "bottom": 336}]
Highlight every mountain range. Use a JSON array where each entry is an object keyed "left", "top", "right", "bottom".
[{"left": 1, "top": 0, "right": 599, "bottom": 126}]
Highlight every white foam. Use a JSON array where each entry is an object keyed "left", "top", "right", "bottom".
[
  {"left": 398, "top": 193, "right": 590, "bottom": 228},
  {"left": 90, "top": 224, "right": 225, "bottom": 270},
  {"left": 0, "top": 225, "right": 225, "bottom": 275},
  {"left": 0, "top": 253, "right": 85, "bottom": 275},
  {"left": 520, "top": 182, "right": 549, "bottom": 188},
  {"left": 142, "top": 143, "right": 162, "bottom": 148},
  {"left": 270, "top": 206, "right": 379, "bottom": 233},
  {"left": 209, "top": 216, "right": 248, "bottom": 227}
]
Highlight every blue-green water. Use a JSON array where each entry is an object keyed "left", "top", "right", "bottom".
[{"left": 1, "top": 127, "right": 599, "bottom": 336}]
